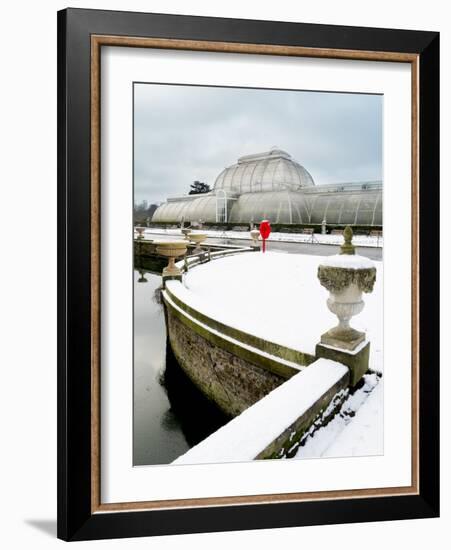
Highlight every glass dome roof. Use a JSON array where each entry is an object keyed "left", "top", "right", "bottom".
[
  {"left": 150, "top": 150, "right": 382, "bottom": 226},
  {"left": 214, "top": 149, "right": 315, "bottom": 194},
  {"left": 151, "top": 184, "right": 382, "bottom": 226}
]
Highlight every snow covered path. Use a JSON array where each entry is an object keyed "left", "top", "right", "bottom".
[
  {"left": 323, "top": 379, "right": 383, "bottom": 457},
  {"left": 295, "top": 373, "right": 383, "bottom": 459}
]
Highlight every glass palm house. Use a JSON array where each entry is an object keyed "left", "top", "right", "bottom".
[{"left": 151, "top": 149, "right": 382, "bottom": 226}]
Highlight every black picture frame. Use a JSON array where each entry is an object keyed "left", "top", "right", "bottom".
[{"left": 57, "top": 7, "right": 439, "bottom": 542}]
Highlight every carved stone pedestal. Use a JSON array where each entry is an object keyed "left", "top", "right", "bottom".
[
  {"left": 315, "top": 226, "right": 377, "bottom": 387},
  {"left": 316, "top": 341, "right": 370, "bottom": 387}
]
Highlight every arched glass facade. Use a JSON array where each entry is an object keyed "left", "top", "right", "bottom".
[
  {"left": 303, "top": 183, "right": 382, "bottom": 226},
  {"left": 228, "top": 191, "right": 311, "bottom": 224},
  {"left": 151, "top": 150, "right": 382, "bottom": 226},
  {"left": 152, "top": 194, "right": 219, "bottom": 223}
]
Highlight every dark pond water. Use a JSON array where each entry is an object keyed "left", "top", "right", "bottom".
[{"left": 133, "top": 257, "right": 229, "bottom": 466}]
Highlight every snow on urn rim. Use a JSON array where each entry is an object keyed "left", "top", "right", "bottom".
[{"left": 317, "top": 227, "right": 377, "bottom": 295}]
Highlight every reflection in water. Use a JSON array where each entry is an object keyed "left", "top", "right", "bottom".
[
  {"left": 133, "top": 258, "right": 229, "bottom": 466},
  {"left": 137, "top": 269, "right": 148, "bottom": 283}
]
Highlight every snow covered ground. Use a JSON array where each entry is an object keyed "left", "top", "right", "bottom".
[
  {"left": 167, "top": 251, "right": 383, "bottom": 373},
  {"left": 166, "top": 250, "right": 383, "bottom": 459},
  {"left": 173, "top": 359, "right": 349, "bottom": 465},
  {"left": 295, "top": 373, "right": 383, "bottom": 459},
  {"left": 141, "top": 227, "right": 383, "bottom": 248}
]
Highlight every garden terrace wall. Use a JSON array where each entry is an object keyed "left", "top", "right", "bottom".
[
  {"left": 162, "top": 271, "right": 317, "bottom": 417},
  {"left": 173, "top": 358, "right": 350, "bottom": 464}
]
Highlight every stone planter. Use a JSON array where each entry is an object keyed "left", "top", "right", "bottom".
[
  {"left": 318, "top": 258, "right": 376, "bottom": 351},
  {"left": 154, "top": 241, "right": 188, "bottom": 277},
  {"left": 181, "top": 228, "right": 191, "bottom": 240},
  {"left": 316, "top": 228, "right": 377, "bottom": 386},
  {"left": 189, "top": 233, "right": 207, "bottom": 254},
  {"left": 135, "top": 226, "right": 145, "bottom": 239},
  {"left": 315, "top": 226, "right": 377, "bottom": 388},
  {"left": 323, "top": 281, "right": 365, "bottom": 349}
]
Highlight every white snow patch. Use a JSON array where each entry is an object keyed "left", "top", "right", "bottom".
[
  {"left": 295, "top": 373, "right": 382, "bottom": 459},
  {"left": 319, "top": 339, "right": 368, "bottom": 356},
  {"left": 320, "top": 253, "right": 375, "bottom": 270},
  {"left": 323, "top": 378, "right": 383, "bottom": 457},
  {"left": 173, "top": 359, "right": 348, "bottom": 465}
]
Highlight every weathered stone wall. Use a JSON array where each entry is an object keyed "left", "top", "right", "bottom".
[
  {"left": 165, "top": 285, "right": 316, "bottom": 372},
  {"left": 167, "top": 308, "right": 285, "bottom": 417},
  {"left": 173, "top": 359, "right": 350, "bottom": 465},
  {"left": 255, "top": 373, "right": 349, "bottom": 459}
]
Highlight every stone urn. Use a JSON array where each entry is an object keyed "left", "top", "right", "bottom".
[
  {"left": 189, "top": 232, "right": 207, "bottom": 255},
  {"left": 317, "top": 226, "right": 377, "bottom": 351},
  {"left": 181, "top": 228, "right": 191, "bottom": 240},
  {"left": 135, "top": 226, "right": 145, "bottom": 239},
  {"left": 250, "top": 229, "right": 260, "bottom": 248},
  {"left": 154, "top": 241, "right": 188, "bottom": 277}
]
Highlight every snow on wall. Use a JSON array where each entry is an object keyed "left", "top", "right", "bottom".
[
  {"left": 319, "top": 253, "right": 375, "bottom": 270},
  {"left": 295, "top": 372, "right": 382, "bottom": 459},
  {"left": 166, "top": 251, "right": 383, "bottom": 373},
  {"left": 172, "top": 359, "right": 348, "bottom": 465},
  {"left": 321, "top": 377, "right": 383, "bottom": 457}
]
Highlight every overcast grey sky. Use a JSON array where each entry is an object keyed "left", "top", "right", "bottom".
[{"left": 134, "top": 83, "right": 382, "bottom": 205}]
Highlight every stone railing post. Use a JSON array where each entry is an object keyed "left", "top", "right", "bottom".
[
  {"left": 250, "top": 229, "right": 260, "bottom": 249},
  {"left": 316, "top": 226, "right": 377, "bottom": 386}
]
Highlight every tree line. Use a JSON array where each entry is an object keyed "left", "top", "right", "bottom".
[{"left": 133, "top": 200, "right": 159, "bottom": 223}]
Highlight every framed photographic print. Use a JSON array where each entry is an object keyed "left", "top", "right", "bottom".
[{"left": 57, "top": 8, "right": 439, "bottom": 541}]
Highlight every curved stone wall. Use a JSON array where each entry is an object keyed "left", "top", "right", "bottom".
[
  {"left": 166, "top": 307, "right": 284, "bottom": 417},
  {"left": 162, "top": 260, "right": 316, "bottom": 417}
]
